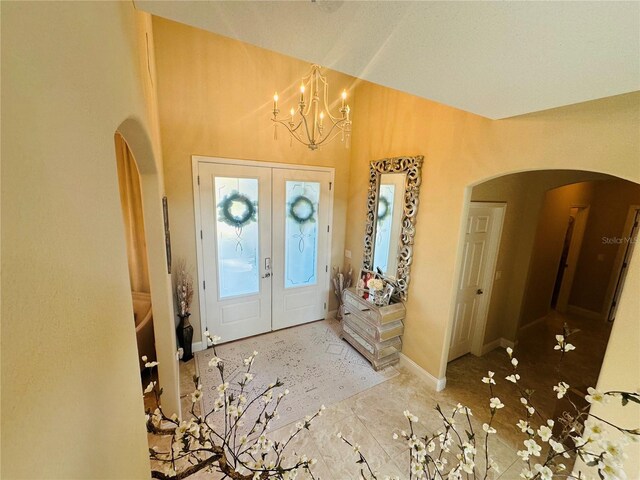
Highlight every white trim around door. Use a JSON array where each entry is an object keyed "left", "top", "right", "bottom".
[
  {"left": 448, "top": 202, "right": 506, "bottom": 361},
  {"left": 192, "top": 156, "right": 335, "bottom": 344}
]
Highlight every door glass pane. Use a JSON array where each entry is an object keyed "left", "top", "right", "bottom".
[
  {"left": 215, "top": 177, "right": 259, "bottom": 298},
  {"left": 373, "top": 184, "right": 395, "bottom": 273},
  {"left": 285, "top": 181, "right": 320, "bottom": 288}
]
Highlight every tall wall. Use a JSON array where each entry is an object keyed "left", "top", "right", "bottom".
[
  {"left": 346, "top": 81, "right": 640, "bottom": 385},
  {"left": 1, "top": 3, "right": 163, "bottom": 478},
  {"left": 570, "top": 180, "right": 640, "bottom": 314},
  {"left": 520, "top": 182, "right": 597, "bottom": 326},
  {"left": 152, "top": 18, "right": 356, "bottom": 342}
]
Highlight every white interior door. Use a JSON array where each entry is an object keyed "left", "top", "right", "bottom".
[
  {"left": 449, "top": 204, "right": 504, "bottom": 361},
  {"left": 272, "top": 169, "right": 331, "bottom": 330},
  {"left": 198, "top": 163, "right": 272, "bottom": 343}
]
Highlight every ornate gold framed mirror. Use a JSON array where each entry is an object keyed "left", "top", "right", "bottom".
[{"left": 362, "top": 155, "right": 424, "bottom": 301}]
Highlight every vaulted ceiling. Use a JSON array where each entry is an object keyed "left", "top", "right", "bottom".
[{"left": 137, "top": 1, "right": 640, "bottom": 119}]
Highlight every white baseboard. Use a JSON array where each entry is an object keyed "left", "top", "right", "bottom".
[
  {"left": 481, "top": 337, "right": 516, "bottom": 355},
  {"left": 567, "top": 305, "right": 605, "bottom": 321},
  {"left": 191, "top": 341, "right": 206, "bottom": 353},
  {"left": 399, "top": 353, "right": 447, "bottom": 392}
]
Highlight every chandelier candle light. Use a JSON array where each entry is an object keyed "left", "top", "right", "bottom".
[{"left": 272, "top": 64, "right": 352, "bottom": 150}]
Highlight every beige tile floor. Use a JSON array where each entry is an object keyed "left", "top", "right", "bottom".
[{"left": 147, "top": 310, "right": 609, "bottom": 479}]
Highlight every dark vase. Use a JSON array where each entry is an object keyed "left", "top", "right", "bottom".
[{"left": 177, "top": 313, "right": 194, "bottom": 362}]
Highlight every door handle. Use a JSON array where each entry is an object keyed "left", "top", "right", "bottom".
[
  {"left": 262, "top": 272, "right": 271, "bottom": 279},
  {"left": 476, "top": 288, "right": 484, "bottom": 295}
]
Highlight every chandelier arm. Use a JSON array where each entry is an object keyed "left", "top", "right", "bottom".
[
  {"left": 299, "top": 112, "right": 315, "bottom": 146},
  {"left": 315, "top": 125, "right": 350, "bottom": 147},
  {"left": 316, "top": 119, "right": 340, "bottom": 145},
  {"left": 272, "top": 119, "right": 310, "bottom": 146}
]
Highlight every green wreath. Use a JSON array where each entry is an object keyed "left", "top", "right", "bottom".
[
  {"left": 377, "top": 195, "right": 391, "bottom": 222},
  {"left": 217, "top": 192, "right": 257, "bottom": 228},
  {"left": 288, "top": 195, "right": 316, "bottom": 225}
]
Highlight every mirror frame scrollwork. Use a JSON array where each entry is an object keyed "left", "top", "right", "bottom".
[{"left": 362, "top": 155, "right": 424, "bottom": 301}]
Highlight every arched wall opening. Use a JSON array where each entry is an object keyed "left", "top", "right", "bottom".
[
  {"left": 116, "top": 117, "right": 181, "bottom": 418},
  {"left": 442, "top": 168, "right": 640, "bottom": 448}
]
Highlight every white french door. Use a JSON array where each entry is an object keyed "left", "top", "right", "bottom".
[
  {"left": 199, "top": 163, "right": 273, "bottom": 342},
  {"left": 272, "top": 169, "right": 331, "bottom": 329},
  {"left": 195, "top": 158, "right": 332, "bottom": 343}
]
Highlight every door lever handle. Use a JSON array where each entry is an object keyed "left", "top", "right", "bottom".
[{"left": 262, "top": 272, "right": 271, "bottom": 279}]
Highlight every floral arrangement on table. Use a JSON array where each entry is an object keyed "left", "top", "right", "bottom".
[
  {"left": 144, "top": 324, "right": 639, "bottom": 480},
  {"left": 332, "top": 265, "right": 353, "bottom": 319},
  {"left": 174, "top": 259, "right": 193, "bottom": 318}
]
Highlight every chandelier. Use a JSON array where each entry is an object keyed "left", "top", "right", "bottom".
[{"left": 272, "top": 64, "right": 352, "bottom": 150}]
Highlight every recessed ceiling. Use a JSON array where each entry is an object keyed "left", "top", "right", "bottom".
[{"left": 136, "top": 1, "right": 640, "bottom": 119}]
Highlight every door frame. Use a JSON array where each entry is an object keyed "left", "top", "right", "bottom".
[
  {"left": 556, "top": 204, "right": 590, "bottom": 313},
  {"left": 603, "top": 204, "right": 640, "bottom": 322},
  {"left": 450, "top": 201, "right": 506, "bottom": 358},
  {"left": 469, "top": 202, "right": 506, "bottom": 356},
  {"left": 191, "top": 155, "right": 335, "bottom": 344}
]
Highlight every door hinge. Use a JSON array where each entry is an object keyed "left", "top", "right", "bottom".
[
  {"left": 203, "top": 280, "right": 206, "bottom": 290},
  {"left": 197, "top": 175, "right": 200, "bottom": 186},
  {"left": 329, "top": 181, "right": 332, "bottom": 191},
  {"left": 200, "top": 230, "right": 203, "bottom": 239},
  {"left": 325, "top": 265, "right": 328, "bottom": 273},
  {"left": 324, "top": 302, "right": 327, "bottom": 310},
  {"left": 327, "top": 225, "right": 330, "bottom": 233}
]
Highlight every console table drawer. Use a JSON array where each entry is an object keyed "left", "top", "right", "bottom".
[
  {"left": 343, "top": 310, "right": 404, "bottom": 342},
  {"left": 341, "top": 328, "right": 400, "bottom": 371},
  {"left": 343, "top": 289, "right": 405, "bottom": 325}
]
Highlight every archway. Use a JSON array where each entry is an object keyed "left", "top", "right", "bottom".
[
  {"left": 442, "top": 169, "right": 640, "bottom": 447},
  {"left": 115, "top": 117, "right": 181, "bottom": 417}
]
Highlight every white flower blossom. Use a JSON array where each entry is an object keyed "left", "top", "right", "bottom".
[
  {"left": 482, "top": 371, "right": 496, "bottom": 385},
  {"left": 489, "top": 397, "right": 504, "bottom": 410},
  {"left": 483, "top": 423, "right": 497, "bottom": 434},
  {"left": 553, "top": 381, "right": 569, "bottom": 399},
  {"left": 599, "top": 454, "right": 627, "bottom": 480},
  {"left": 537, "top": 425, "right": 552, "bottom": 442},
  {"left": 506, "top": 347, "right": 513, "bottom": 357},
  {"left": 144, "top": 381, "right": 156, "bottom": 394},
  {"left": 403, "top": 410, "right": 419, "bottom": 423},
  {"left": 533, "top": 464, "right": 553, "bottom": 480},
  {"left": 524, "top": 438, "right": 541, "bottom": 457},
  {"left": 584, "top": 420, "right": 605, "bottom": 442},
  {"left": 517, "top": 419, "right": 533, "bottom": 434},
  {"left": 191, "top": 389, "right": 202, "bottom": 403},
  {"left": 506, "top": 373, "right": 520, "bottom": 383},
  {"left": 586, "top": 387, "right": 608, "bottom": 405}
]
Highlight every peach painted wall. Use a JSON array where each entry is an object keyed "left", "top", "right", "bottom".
[
  {"left": 2, "top": 2, "right": 165, "bottom": 478},
  {"left": 520, "top": 182, "right": 597, "bottom": 326},
  {"left": 345, "top": 81, "right": 639, "bottom": 384},
  {"left": 570, "top": 180, "right": 640, "bottom": 313},
  {"left": 152, "top": 18, "right": 356, "bottom": 342}
]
